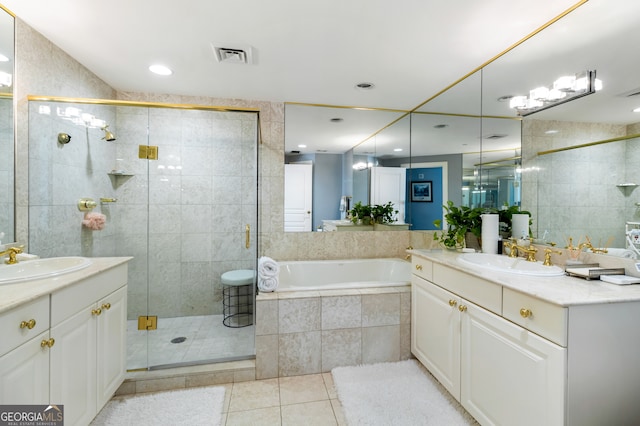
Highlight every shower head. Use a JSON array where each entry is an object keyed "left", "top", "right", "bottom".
[{"left": 101, "top": 124, "right": 116, "bottom": 142}]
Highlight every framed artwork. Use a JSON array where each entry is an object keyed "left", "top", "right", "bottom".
[{"left": 411, "top": 181, "right": 432, "bottom": 202}]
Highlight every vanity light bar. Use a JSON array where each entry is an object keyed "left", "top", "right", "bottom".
[{"left": 510, "top": 70, "right": 601, "bottom": 116}]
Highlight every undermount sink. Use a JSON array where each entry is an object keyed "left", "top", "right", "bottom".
[
  {"left": 0, "top": 256, "right": 93, "bottom": 284},
  {"left": 457, "top": 253, "right": 565, "bottom": 277}
]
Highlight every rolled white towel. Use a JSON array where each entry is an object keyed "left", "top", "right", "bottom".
[
  {"left": 258, "top": 276, "right": 278, "bottom": 292},
  {"left": 258, "top": 256, "right": 280, "bottom": 278}
]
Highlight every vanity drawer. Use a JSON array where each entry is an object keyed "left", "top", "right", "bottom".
[
  {"left": 0, "top": 295, "right": 50, "bottom": 357},
  {"left": 412, "top": 256, "right": 433, "bottom": 281},
  {"left": 51, "top": 263, "right": 127, "bottom": 326},
  {"left": 432, "top": 263, "right": 502, "bottom": 315},
  {"left": 503, "top": 288, "right": 567, "bottom": 347}
]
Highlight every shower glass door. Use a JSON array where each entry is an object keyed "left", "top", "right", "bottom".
[
  {"left": 142, "top": 107, "right": 258, "bottom": 368},
  {"left": 27, "top": 99, "right": 258, "bottom": 371}
]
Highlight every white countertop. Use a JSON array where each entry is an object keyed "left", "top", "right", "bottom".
[
  {"left": 0, "top": 257, "right": 132, "bottom": 314},
  {"left": 410, "top": 249, "right": 640, "bottom": 307}
]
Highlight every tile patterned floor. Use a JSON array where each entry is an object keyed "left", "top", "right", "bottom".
[
  {"left": 220, "top": 373, "right": 346, "bottom": 426},
  {"left": 127, "top": 314, "right": 255, "bottom": 370}
]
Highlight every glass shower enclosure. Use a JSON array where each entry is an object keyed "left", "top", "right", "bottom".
[{"left": 27, "top": 97, "right": 258, "bottom": 370}]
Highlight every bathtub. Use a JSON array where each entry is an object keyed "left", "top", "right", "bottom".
[{"left": 276, "top": 258, "right": 410, "bottom": 291}]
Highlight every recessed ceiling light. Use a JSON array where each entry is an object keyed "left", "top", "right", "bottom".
[
  {"left": 330, "top": 118, "right": 344, "bottom": 123},
  {"left": 394, "top": 148, "right": 403, "bottom": 152},
  {"left": 355, "top": 82, "right": 375, "bottom": 90},
  {"left": 298, "top": 144, "right": 307, "bottom": 148},
  {"left": 545, "top": 130, "right": 559, "bottom": 134},
  {"left": 149, "top": 64, "right": 173, "bottom": 76},
  {"left": 0, "top": 54, "right": 9, "bottom": 62},
  {"left": 634, "top": 107, "right": 640, "bottom": 113}
]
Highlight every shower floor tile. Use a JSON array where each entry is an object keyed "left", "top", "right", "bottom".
[{"left": 127, "top": 314, "right": 255, "bottom": 370}]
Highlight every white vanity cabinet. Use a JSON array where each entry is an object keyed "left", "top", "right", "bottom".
[
  {"left": 0, "top": 259, "right": 129, "bottom": 426},
  {"left": 412, "top": 258, "right": 566, "bottom": 425},
  {"left": 0, "top": 296, "right": 51, "bottom": 404},
  {"left": 50, "top": 264, "right": 127, "bottom": 426}
]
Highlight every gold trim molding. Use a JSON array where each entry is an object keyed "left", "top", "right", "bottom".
[
  {"left": 27, "top": 95, "right": 260, "bottom": 113},
  {"left": 538, "top": 133, "right": 640, "bottom": 156}
]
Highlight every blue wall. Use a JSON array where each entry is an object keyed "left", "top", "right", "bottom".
[{"left": 407, "top": 167, "right": 443, "bottom": 230}]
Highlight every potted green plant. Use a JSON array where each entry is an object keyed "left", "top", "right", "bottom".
[
  {"left": 433, "top": 201, "right": 484, "bottom": 249},
  {"left": 349, "top": 201, "right": 372, "bottom": 225},
  {"left": 370, "top": 202, "right": 398, "bottom": 224}
]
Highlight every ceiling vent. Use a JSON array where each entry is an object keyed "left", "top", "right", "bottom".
[
  {"left": 211, "top": 44, "right": 254, "bottom": 65},
  {"left": 484, "top": 134, "right": 508, "bottom": 140}
]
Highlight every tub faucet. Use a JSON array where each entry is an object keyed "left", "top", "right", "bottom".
[
  {"left": 405, "top": 246, "right": 413, "bottom": 261},
  {"left": 0, "top": 246, "right": 23, "bottom": 264}
]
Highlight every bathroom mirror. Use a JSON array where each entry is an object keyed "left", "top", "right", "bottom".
[
  {"left": 482, "top": 0, "right": 640, "bottom": 253},
  {"left": 284, "top": 104, "right": 409, "bottom": 231},
  {"left": 0, "top": 6, "right": 14, "bottom": 244}
]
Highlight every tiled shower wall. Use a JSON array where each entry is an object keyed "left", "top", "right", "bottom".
[
  {"left": 114, "top": 107, "right": 258, "bottom": 319},
  {"left": 521, "top": 119, "right": 640, "bottom": 247},
  {"left": 27, "top": 101, "right": 258, "bottom": 319},
  {"left": 27, "top": 102, "right": 118, "bottom": 258}
]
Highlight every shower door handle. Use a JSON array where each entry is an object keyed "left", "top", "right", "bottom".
[{"left": 246, "top": 224, "right": 250, "bottom": 249}]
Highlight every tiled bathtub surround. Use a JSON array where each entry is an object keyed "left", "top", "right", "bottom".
[{"left": 255, "top": 286, "right": 412, "bottom": 379}]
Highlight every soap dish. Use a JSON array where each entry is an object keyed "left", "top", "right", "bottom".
[
  {"left": 600, "top": 275, "right": 640, "bottom": 285},
  {"left": 565, "top": 267, "right": 625, "bottom": 280}
]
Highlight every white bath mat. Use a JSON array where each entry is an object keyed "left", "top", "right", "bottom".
[
  {"left": 332, "top": 359, "right": 477, "bottom": 425},
  {"left": 90, "top": 386, "right": 225, "bottom": 426}
]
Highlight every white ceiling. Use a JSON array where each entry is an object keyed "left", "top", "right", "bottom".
[
  {"left": 5, "top": 0, "right": 638, "bottom": 167},
  {"left": 2, "top": 0, "right": 581, "bottom": 109}
]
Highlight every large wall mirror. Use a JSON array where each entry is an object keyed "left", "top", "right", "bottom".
[
  {"left": 0, "top": 6, "right": 13, "bottom": 244},
  {"left": 482, "top": 0, "right": 640, "bottom": 253},
  {"left": 284, "top": 104, "right": 409, "bottom": 231}
]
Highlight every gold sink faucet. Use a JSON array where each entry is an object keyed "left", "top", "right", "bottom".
[
  {"left": 504, "top": 238, "right": 518, "bottom": 258},
  {"left": 504, "top": 238, "right": 538, "bottom": 261},
  {"left": 0, "top": 246, "right": 23, "bottom": 264},
  {"left": 519, "top": 245, "right": 538, "bottom": 262},
  {"left": 543, "top": 248, "right": 563, "bottom": 266}
]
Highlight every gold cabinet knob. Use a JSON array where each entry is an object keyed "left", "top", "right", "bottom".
[
  {"left": 40, "top": 338, "right": 55, "bottom": 348},
  {"left": 520, "top": 308, "right": 532, "bottom": 318},
  {"left": 91, "top": 308, "right": 102, "bottom": 316},
  {"left": 20, "top": 319, "right": 36, "bottom": 329},
  {"left": 415, "top": 264, "right": 423, "bottom": 271},
  {"left": 448, "top": 299, "right": 457, "bottom": 307},
  {"left": 101, "top": 303, "right": 111, "bottom": 310},
  {"left": 458, "top": 305, "right": 467, "bottom": 312}
]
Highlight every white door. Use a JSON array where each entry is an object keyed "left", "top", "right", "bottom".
[
  {"left": 50, "top": 306, "right": 97, "bottom": 426},
  {"left": 460, "top": 301, "right": 566, "bottom": 426},
  {"left": 0, "top": 331, "right": 50, "bottom": 404},
  {"left": 411, "top": 276, "right": 461, "bottom": 399},
  {"left": 284, "top": 164, "right": 313, "bottom": 232},
  {"left": 370, "top": 166, "right": 406, "bottom": 222},
  {"left": 96, "top": 286, "right": 127, "bottom": 409}
]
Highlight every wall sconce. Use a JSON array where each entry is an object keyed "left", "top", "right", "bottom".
[{"left": 510, "top": 70, "right": 602, "bottom": 116}]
